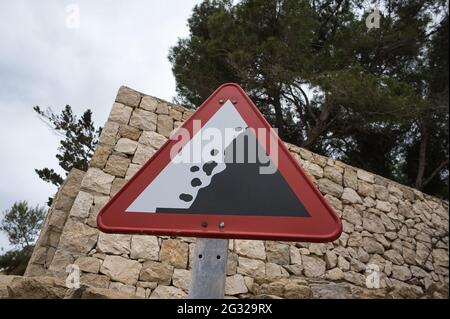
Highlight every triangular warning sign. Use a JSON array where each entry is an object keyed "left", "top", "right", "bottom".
[{"left": 98, "top": 83, "right": 342, "bottom": 241}]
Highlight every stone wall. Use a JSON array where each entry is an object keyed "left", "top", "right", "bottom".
[
  {"left": 25, "top": 168, "right": 85, "bottom": 277},
  {"left": 25, "top": 86, "right": 449, "bottom": 299}
]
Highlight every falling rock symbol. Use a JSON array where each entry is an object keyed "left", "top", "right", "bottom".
[{"left": 157, "top": 129, "right": 309, "bottom": 217}]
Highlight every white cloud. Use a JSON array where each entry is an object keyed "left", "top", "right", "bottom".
[{"left": 0, "top": 0, "right": 201, "bottom": 251}]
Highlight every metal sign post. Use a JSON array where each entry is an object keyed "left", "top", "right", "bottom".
[{"left": 188, "top": 238, "right": 229, "bottom": 299}]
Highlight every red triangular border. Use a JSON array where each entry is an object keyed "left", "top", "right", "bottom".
[{"left": 97, "top": 83, "right": 342, "bottom": 242}]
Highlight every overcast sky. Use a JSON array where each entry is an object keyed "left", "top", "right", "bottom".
[{"left": 0, "top": 0, "right": 202, "bottom": 252}]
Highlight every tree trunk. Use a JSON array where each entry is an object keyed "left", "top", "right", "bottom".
[
  {"left": 272, "top": 92, "right": 285, "bottom": 139},
  {"left": 302, "top": 99, "right": 335, "bottom": 149},
  {"left": 415, "top": 124, "right": 429, "bottom": 190}
]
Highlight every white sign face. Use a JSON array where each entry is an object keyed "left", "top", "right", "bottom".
[{"left": 127, "top": 100, "right": 246, "bottom": 213}]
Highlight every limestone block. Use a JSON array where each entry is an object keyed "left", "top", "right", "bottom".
[
  {"left": 108, "top": 102, "right": 132, "bottom": 124},
  {"left": 237, "top": 257, "right": 266, "bottom": 278},
  {"left": 130, "top": 235, "right": 160, "bottom": 260},
  {"left": 357, "top": 169, "right": 375, "bottom": 183},
  {"left": 302, "top": 255, "right": 326, "bottom": 278},
  {"left": 391, "top": 265, "right": 412, "bottom": 281},
  {"left": 172, "top": 268, "right": 191, "bottom": 292},
  {"left": 110, "top": 178, "right": 126, "bottom": 197},
  {"left": 58, "top": 221, "right": 98, "bottom": 254},
  {"left": 114, "top": 138, "right": 138, "bottom": 155},
  {"left": 362, "top": 212, "right": 386, "bottom": 233},
  {"left": 265, "top": 241, "right": 290, "bottom": 265},
  {"left": 90, "top": 144, "right": 112, "bottom": 168},
  {"left": 100, "top": 255, "right": 141, "bottom": 285},
  {"left": 324, "top": 166, "right": 343, "bottom": 184},
  {"left": 97, "top": 233, "right": 131, "bottom": 255},
  {"left": 104, "top": 154, "right": 130, "bottom": 177},
  {"left": 169, "top": 108, "right": 182, "bottom": 121},
  {"left": 302, "top": 162, "right": 323, "bottom": 178},
  {"left": 225, "top": 274, "right": 248, "bottom": 295},
  {"left": 132, "top": 144, "right": 156, "bottom": 165},
  {"left": 342, "top": 206, "right": 362, "bottom": 226},
  {"left": 116, "top": 86, "right": 141, "bottom": 107},
  {"left": 317, "top": 178, "right": 344, "bottom": 197},
  {"left": 362, "top": 237, "right": 384, "bottom": 254},
  {"left": 140, "top": 96, "right": 158, "bottom": 112},
  {"left": 119, "top": 125, "right": 141, "bottom": 141},
  {"left": 150, "top": 285, "right": 186, "bottom": 299},
  {"left": 157, "top": 114, "right": 174, "bottom": 137},
  {"left": 234, "top": 240, "right": 266, "bottom": 260},
  {"left": 48, "top": 210, "right": 67, "bottom": 230},
  {"left": 130, "top": 109, "right": 157, "bottom": 131},
  {"left": 342, "top": 188, "right": 363, "bottom": 204},
  {"left": 139, "top": 261, "right": 174, "bottom": 285},
  {"left": 98, "top": 121, "right": 119, "bottom": 146},
  {"left": 81, "top": 168, "right": 114, "bottom": 195},
  {"left": 138, "top": 131, "right": 167, "bottom": 149},
  {"left": 74, "top": 256, "right": 101, "bottom": 274},
  {"left": 226, "top": 252, "right": 238, "bottom": 275},
  {"left": 343, "top": 168, "right": 358, "bottom": 189},
  {"left": 125, "top": 163, "right": 141, "bottom": 180},
  {"left": 159, "top": 239, "right": 189, "bottom": 269},
  {"left": 109, "top": 282, "right": 136, "bottom": 295}
]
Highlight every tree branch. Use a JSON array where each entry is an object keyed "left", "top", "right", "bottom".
[{"left": 423, "top": 159, "right": 449, "bottom": 187}]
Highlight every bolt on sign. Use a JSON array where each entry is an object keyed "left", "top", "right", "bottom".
[{"left": 98, "top": 83, "right": 342, "bottom": 242}]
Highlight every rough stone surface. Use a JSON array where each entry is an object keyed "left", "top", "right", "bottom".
[
  {"left": 139, "top": 261, "right": 174, "bottom": 285},
  {"left": 119, "top": 125, "right": 141, "bottom": 141},
  {"left": 98, "top": 121, "right": 119, "bottom": 146},
  {"left": 81, "top": 168, "right": 114, "bottom": 195},
  {"left": 150, "top": 285, "right": 186, "bottom": 299},
  {"left": 172, "top": 269, "right": 190, "bottom": 292},
  {"left": 4, "top": 276, "right": 68, "bottom": 299},
  {"left": 100, "top": 256, "right": 141, "bottom": 286},
  {"left": 130, "top": 109, "right": 157, "bottom": 131},
  {"left": 74, "top": 257, "right": 101, "bottom": 274},
  {"left": 116, "top": 86, "right": 141, "bottom": 107},
  {"left": 234, "top": 240, "right": 266, "bottom": 260},
  {"left": 357, "top": 169, "right": 375, "bottom": 183},
  {"left": 90, "top": 144, "right": 112, "bottom": 168},
  {"left": 69, "top": 191, "right": 93, "bottom": 218},
  {"left": 342, "top": 188, "right": 363, "bottom": 204},
  {"left": 226, "top": 274, "right": 248, "bottom": 295},
  {"left": 109, "top": 282, "right": 136, "bottom": 295},
  {"left": 317, "top": 178, "right": 344, "bottom": 197},
  {"left": 108, "top": 103, "right": 132, "bottom": 124},
  {"left": 363, "top": 213, "right": 386, "bottom": 233},
  {"left": 157, "top": 114, "right": 174, "bottom": 137},
  {"left": 237, "top": 257, "right": 266, "bottom": 278},
  {"left": 130, "top": 235, "right": 159, "bottom": 261},
  {"left": 159, "top": 239, "right": 189, "bottom": 269},
  {"left": 104, "top": 154, "right": 130, "bottom": 177},
  {"left": 114, "top": 138, "right": 138, "bottom": 155},
  {"left": 266, "top": 241, "right": 290, "bottom": 265},
  {"left": 97, "top": 233, "right": 131, "bottom": 255},
  {"left": 139, "top": 131, "right": 167, "bottom": 149},
  {"left": 132, "top": 144, "right": 156, "bottom": 165},
  {"left": 302, "top": 256, "right": 326, "bottom": 278},
  {"left": 140, "top": 96, "right": 158, "bottom": 112},
  {"left": 58, "top": 221, "right": 98, "bottom": 254}
]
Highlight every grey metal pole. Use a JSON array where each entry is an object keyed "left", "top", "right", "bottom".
[{"left": 188, "top": 238, "right": 229, "bottom": 299}]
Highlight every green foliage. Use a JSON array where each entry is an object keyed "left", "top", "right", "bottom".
[
  {"left": 33, "top": 105, "right": 101, "bottom": 188},
  {"left": 169, "top": 0, "right": 449, "bottom": 198},
  {"left": 0, "top": 201, "right": 46, "bottom": 275},
  {"left": 0, "top": 201, "right": 45, "bottom": 249},
  {"left": 0, "top": 246, "right": 34, "bottom": 275}
]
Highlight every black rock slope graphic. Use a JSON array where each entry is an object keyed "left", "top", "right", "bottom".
[{"left": 156, "top": 129, "right": 309, "bottom": 217}]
